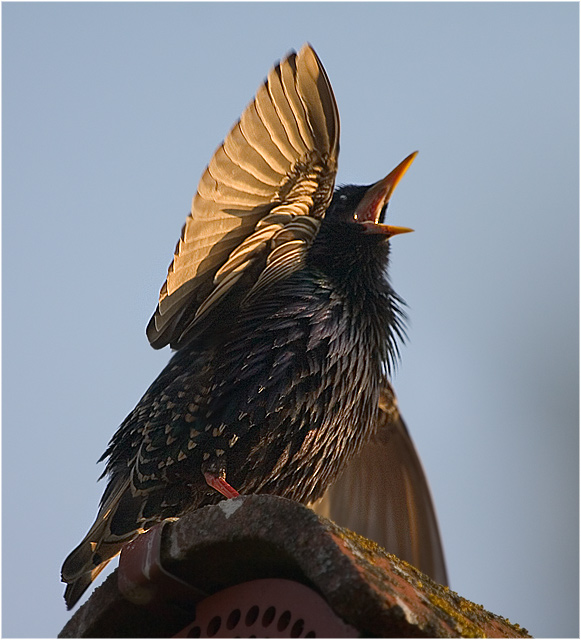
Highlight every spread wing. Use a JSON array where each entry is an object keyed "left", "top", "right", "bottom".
[
  {"left": 147, "top": 44, "right": 340, "bottom": 349},
  {"left": 311, "top": 381, "right": 449, "bottom": 586}
]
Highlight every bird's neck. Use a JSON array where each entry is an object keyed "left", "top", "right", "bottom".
[
  {"left": 304, "top": 219, "right": 405, "bottom": 372},
  {"left": 306, "top": 219, "right": 392, "bottom": 297}
]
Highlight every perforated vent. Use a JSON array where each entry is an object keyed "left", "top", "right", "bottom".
[{"left": 172, "top": 578, "right": 357, "bottom": 638}]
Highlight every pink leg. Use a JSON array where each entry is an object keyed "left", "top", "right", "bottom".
[{"left": 204, "top": 471, "right": 240, "bottom": 499}]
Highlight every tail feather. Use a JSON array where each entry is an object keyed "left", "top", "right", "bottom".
[
  {"left": 61, "top": 478, "right": 144, "bottom": 609},
  {"left": 62, "top": 557, "right": 112, "bottom": 611}
]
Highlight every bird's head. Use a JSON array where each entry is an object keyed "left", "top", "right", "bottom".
[{"left": 308, "top": 152, "right": 417, "bottom": 285}]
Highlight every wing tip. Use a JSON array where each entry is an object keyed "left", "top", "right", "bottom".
[
  {"left": 146, "top": 311, "right": 166, "bottom": 349},
  {"left": 298, "top": 42, "right": 321, "bottom": 69}
]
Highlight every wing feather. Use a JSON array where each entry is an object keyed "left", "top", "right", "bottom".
[
  {"left": 147, "top": 44, "right": 340, "bottom": 349},
  {"left": 266, "top": 67, "right": 309, "bottom": 157},
  {"left": 240, "top": 101, "right": 294, "bottom": 169},
  {"left": 208, "top": 146, "right": 276, "bottom": 195},
  {"left": 311, "top": 381, "right": 449, "bottom": 586},
  {"left": 254, "top": 84, "right": 298, "bottom": 163},
  {"left": 246, "top": 240, "right": 312, "bottom": 298},
  {"left": 223, "top": 124, "right": 284, "bottom": 184},
  {"left": 280, "top": 56, "right": 315, "bottom": 151},
  {"left": 296, "top": 45, "right": 339, "bottom": 157}
]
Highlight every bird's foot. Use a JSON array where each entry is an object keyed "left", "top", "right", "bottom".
[{"left": 203, "top": 471, "right": 240, "bottom": 499}]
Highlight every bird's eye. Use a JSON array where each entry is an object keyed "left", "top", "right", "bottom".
[{"left": 339, "top": 194, "right": 348, "bottom": 202}]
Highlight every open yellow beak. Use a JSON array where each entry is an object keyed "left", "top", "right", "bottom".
[{"left": 354, "top": 151, "right": 417, "bottom": 237}]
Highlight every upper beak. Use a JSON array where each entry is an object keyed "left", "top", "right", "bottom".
[{"left": 354, "top": 151, "right": 417, "bottom": 237}]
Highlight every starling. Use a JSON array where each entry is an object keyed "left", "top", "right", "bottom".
[{"left": 61, "top": 44, "right": 447, "bottom": 609}]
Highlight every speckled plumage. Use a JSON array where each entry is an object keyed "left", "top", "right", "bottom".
[{"left": 102, "top": 214, "right": 403, "bottom": 520}]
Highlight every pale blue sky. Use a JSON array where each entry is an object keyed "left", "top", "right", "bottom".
[{"left": 3, "top": 2, "right": 578, "bottom": 637}]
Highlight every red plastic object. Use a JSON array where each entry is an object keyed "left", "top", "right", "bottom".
[
  {"left": 172, "top": 578, "right": 357, "bottom": 638},
  {"left": 118, "top": 522, "right": 207, "bottom": 608}
]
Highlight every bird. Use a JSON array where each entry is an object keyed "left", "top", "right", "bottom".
[{"left": 61, "top": 43, "right": 447, "bottom": 610}]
